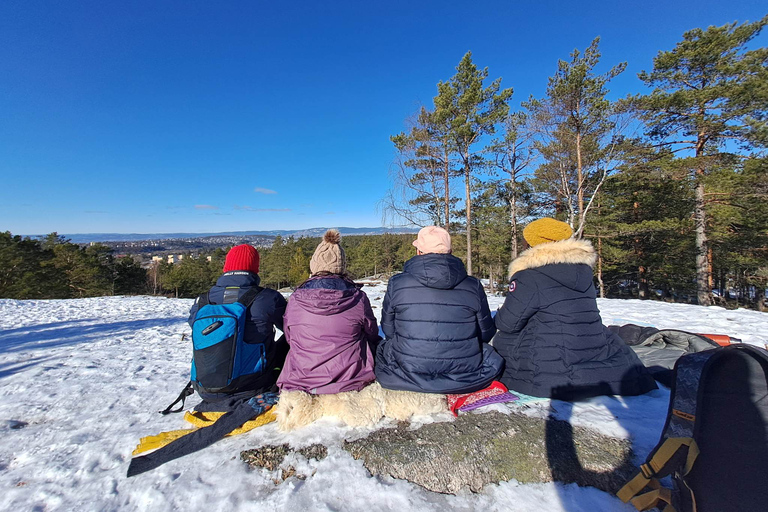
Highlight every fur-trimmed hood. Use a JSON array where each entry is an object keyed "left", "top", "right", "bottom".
[{"left": 508, "top": 238, "right": 597, "bottom": 278}]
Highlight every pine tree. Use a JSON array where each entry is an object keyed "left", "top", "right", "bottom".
[
  {"left": 434, "top": 52, "right": 513, "bottom": 275},
  {"left": 487, "top": 111, "right": 535, "bottom": 260},
  {"left": 597, "top": 146, "right": 695, "bottom": 300},
  {"left": 388, "top": 108, "right": 453, "bottom": 226},
  {"left": 633, "top": 16, "right": 768, "bottom": 305},
  {"left": 114, "top": 255, "right": 148, "bottom": 295},
  {"left": 287, "top": 247, "right": 310, "bottom": 286},
  {"left": 526, "top": 37, "right": 627, "bottom": 236}
]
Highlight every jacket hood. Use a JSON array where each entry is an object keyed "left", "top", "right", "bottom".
[
  {"left": 509, "top": 239, "right": 596, "bottom": 292},
  {"left": 290, "top": 276, "right": 361, "bottom": 315},
  {"left": 404, "top": 253, "right": 468, "bottom": 290},
  {"left": 509, "top": 238, "right": 596, "bottom": 276},
  {"left": 216, "top": 271, "right": 260, "bottom": 288}
]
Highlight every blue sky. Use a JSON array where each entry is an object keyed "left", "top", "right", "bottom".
[{"left": 1, "top": 0, "right": 766, "bottom": 235}]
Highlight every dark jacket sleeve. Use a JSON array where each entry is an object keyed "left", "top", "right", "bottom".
[
  {"left": 360, "top": 292, "right": 381, "bottom": 343},
  {"left": 188, "top": 296, "right": 201, "bottom": 328},
  {"left": 380, "top": 280, "right": 396, "bottom": 340},
  {"left": 495, "top": 271, "right": 540, "bottom": 334},
  {"left": 267, "top": 291, "right": 288, "bottom": 332},
  {"left": 476, "top": 280, "right": 497, "bottom": 343}
]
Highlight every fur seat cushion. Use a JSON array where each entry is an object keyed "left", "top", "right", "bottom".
[{"left": 274, "top": 382, "right": 447, "bottom": 431}]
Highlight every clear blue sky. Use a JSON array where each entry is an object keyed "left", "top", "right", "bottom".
[{"left": 1, "top": 0, "right": 766, "bottom": 235}]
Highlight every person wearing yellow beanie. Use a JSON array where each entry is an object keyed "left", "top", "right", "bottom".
[
  {"left": 522, "top": 217, "right": 573, "bottom": 247},
  {"left": 493, "top": 218, "right": 657, "bottom": 400}
]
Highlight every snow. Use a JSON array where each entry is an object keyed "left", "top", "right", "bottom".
[{"left": 1, "top": 285, "right": 766, "bottom": 512}]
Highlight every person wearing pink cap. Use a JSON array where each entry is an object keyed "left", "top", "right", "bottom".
[{"left": 374, "top": 226, "right": 504, "bottom": 394}]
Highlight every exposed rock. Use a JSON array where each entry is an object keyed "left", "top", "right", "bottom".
[
  {"left": 240, "top": 443, "right": 328, "bottom": 483},
  {"left": 241, "top": 443, "right": 292, "bottom": 471},
  {"left": 342, "top": 411, "right": 635, "bottom": 495}
]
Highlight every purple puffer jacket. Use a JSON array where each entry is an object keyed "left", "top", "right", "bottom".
[{"left": 277, "top": 275, "right": 380, "bottom": 394}]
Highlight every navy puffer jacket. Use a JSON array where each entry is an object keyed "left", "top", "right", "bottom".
[
  {"left": 493, "top": 239, "right": 656, "bottom": 400},
  {"left": 188, "top": 271, "right": 287, "bottom": 393},
  {"left": 375, "top": 253, "right": 504, "bottom": 394}
]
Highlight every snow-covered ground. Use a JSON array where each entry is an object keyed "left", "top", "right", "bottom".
[{"left": 1, "top": 283, "right": 766, "bottom": 512}]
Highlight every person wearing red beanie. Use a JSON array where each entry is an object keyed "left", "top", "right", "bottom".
[
  {"left": 223, "top": 244, "right": 260, "bottom": 274},
  {"left": 188, "top": 243, "right": 288, "bottom": 400}
]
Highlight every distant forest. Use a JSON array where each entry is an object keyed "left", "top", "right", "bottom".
[
  {"left": 382, "top": 18, "right": 768, "bottom": 311},
  {"left": 0, "top": 232, "right": 417, "bottom": 299},
  {"left": 2, "top": 18, "right": 767, "bottom": 310}
]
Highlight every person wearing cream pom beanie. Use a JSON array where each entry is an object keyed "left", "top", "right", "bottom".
[
  {"left": 493, "top": 218, "right": 656, "bottom": 400},
  {"left": 277, "top": 229, "right": 380, "bottom": 394}
]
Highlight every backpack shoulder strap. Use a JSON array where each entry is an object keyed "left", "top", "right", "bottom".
[
  {"left": 617, "top": 348, "right": 717, "bottom": 511},
  {"left": 159, "top": 381, "right": 195, "bottom": 415},
  {"left": 237, "top": 286, "right": 263, "bottom": 307}
]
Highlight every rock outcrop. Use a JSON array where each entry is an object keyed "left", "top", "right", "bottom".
[
  {"left": 343, "top": 411, "right": 635, "bottom": 494},
  {"left": 241, "top": 411, "right": 636, "bottom": 495}
]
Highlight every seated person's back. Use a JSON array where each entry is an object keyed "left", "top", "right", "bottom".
[
  {"left": 375, "top": 226, "right": 504, "bottom": 394},
  {"left": 277, "top": 230, "right": 379, "bottom": 394},
  {"left": 188, "top": 244, "right": 287, "bottom": 399},
  {"left": 493, "top": 218, "right": 656, "bottom": 400}
]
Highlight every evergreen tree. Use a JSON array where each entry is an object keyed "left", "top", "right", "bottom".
[
  {"left": 473, "top": 181, "right": 514, "bottom": 292},
  {"left": 287, "top": 247, "right": 310, "bottom": 286},
  {"left": 388, "top": 107, "right": 458, "bottom": 227},
  {"left": 632, "top": 16, "right": 768, "bottom": 305},
  {"left": 526, "top": 37, "right": 627, "bottom": 236},
  {"left": 434, "top": 51, "right": 513, "bottom": 275},
  {"left": 597, "top": 147, "right": 695, "bottom": 300},
  {"left": 487, "top": 111, "right": 535, "bottom": 260},
  {"left": 114, "top": 256, "right": 148, "bottom": 295}
]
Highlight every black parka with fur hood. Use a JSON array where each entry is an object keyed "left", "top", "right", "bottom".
[{"left": 493, "top": 239, "right": 656, "bottom": 400}]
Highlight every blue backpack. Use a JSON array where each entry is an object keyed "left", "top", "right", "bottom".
[
  {"left": 161, "top": 286, "right": 264, "bottom": 414},
  {"left": 190, "top": 286, "right": 264, "bottom": 394}
]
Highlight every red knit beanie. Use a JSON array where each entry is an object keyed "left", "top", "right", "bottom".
[{"left": 223, "top": 244, "right": 260, "bottom": 274}]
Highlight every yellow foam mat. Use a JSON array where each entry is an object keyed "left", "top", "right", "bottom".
[{"left": 132, "top": 408, "right": 276, "bottom": 456}]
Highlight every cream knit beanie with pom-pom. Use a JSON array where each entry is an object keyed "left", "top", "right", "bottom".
[{"left": 309, "top": 229, "right": 346, "bottom": 275}]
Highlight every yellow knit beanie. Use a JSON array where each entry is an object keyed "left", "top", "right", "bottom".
[{"left": 523, "top": 218, "right": 573, "bottom": 247}]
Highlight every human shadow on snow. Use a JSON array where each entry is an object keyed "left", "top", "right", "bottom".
[
  {"left": 544, "top": 376, "right": 669, "bottom": 512},
  {"left": 0, "top": 317, "right": 187, "bottom": 354}
]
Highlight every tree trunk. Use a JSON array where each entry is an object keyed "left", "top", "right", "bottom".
[
  {"left": 510, "top": 176, "right": 518, "bottom": 261},
  {"left": 596, "top": 196, "right": 604, "bottom": 298},
  {"left": 464, "top": 163, "right": 473, "bottom": 276},
  {"left": 694, "top": 173, "right": 711, "bottom": 306},
  {"left": 597, "top": 235, "right": 605, "bottom": 298},
  {"left": 576, "top": 130, "right": 584, "bottom": 235},
  {"left": 638, "top": 265, "right": 649, "bottom": 299},
  {"left": 489, "top": 268, "right": 494, "bottom": 295},
  {"left": 444, "top": 148, "right": 451, "bottom": 230}
]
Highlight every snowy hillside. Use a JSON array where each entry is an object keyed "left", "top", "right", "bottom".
[{"left": 1, "top": 285, "right": 766, "bottom": 511}]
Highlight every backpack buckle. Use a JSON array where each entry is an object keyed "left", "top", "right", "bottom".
[{"left": 640, "top": 463, "right": 657, "bottom": 479}]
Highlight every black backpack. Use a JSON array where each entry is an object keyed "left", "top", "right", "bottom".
[{"left": 618, "top": 343, "right": 768, "bottom": 512}]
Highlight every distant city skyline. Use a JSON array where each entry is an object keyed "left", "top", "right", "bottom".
[
  {"left": 52, "top": 226, "right": 420, "bottom": 244},
  {"left": 2, "top": 0, "right": 766, "bottom": 235}
]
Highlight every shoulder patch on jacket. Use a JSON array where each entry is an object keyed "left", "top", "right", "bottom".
[{"left": 508, "top": 280, "right": 517, "bottom": 292}]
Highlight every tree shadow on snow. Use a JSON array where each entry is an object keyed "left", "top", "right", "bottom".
[
  {"left": 0, "top": 316, "right": 187, "bottom": 354},
  {"left": 0, "top": 355, "right": 57, "bottom": 380},
  {"left": 0, "top": 318, "right": 101, "bottom": 337}
]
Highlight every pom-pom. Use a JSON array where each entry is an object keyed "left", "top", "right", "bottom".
[{"left": 323, "top": 229, "right": 341, "bottom": 244}]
